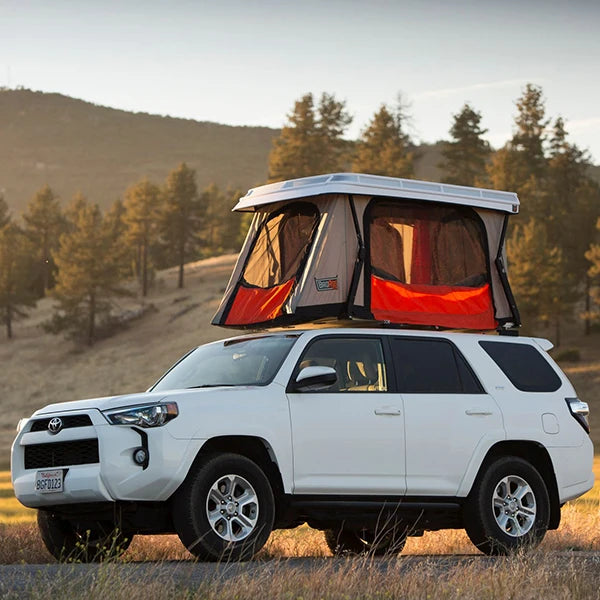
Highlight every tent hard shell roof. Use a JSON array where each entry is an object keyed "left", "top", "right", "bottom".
[{"left": 233, "top": 172, "right": 520, "bottom": 214}]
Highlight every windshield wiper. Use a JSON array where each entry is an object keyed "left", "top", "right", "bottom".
[{"left": 187, "top": 384, "right": 236, "bottom": 389}]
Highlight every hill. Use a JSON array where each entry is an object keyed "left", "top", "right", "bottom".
[
  {"left": 0, "top": 255, "right": 238, "bottom": 464},
  {"left": 0, "top": 89, "right": 456, "bottom": 214},
  {"left": 1, "top": 253, "right": 599, "bottom": 466},
  {"left": 0, "top": 89, "right": 278, "bottom": 212}
]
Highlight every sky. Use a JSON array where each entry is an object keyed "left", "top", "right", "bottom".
[{"left": 1, "top": 0, "right": 599, "bottom": 161}]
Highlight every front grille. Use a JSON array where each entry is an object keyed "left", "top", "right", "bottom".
[
  {"left": 24, "top": 439, "right": 99, "bottom": 469},
  {"left": 30, "top": 414, "right": 93, "bottom": 432}
]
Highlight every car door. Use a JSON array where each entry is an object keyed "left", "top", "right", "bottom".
[
  {"left": 390, "top": 336, "right": 504, "bottom": 496},
  {"left": 286, "top": 335, "right": 406, "bottom": 495}
]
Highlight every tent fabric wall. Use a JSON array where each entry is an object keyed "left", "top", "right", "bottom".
[
  {"left": 291, "top": 195, "right": 357, "bottom": 311},
  {"left": 474, "top": 208, "right": 514, "bottom": 322},
  {"left": 212, "top": 212, "right": 266, "bottom": 326}
]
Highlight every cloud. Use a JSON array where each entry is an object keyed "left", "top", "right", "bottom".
[{"left": 414, "top": 79, "right": 539, "bottom": 100}]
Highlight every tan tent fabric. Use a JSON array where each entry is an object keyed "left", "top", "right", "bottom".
[{"left": 212, "top": 175, "right": 520, "bottom": 329}]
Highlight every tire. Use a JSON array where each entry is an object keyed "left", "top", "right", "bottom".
[
  {"left": 325, "top": 525, "right": 407, "bottom": 556},
  {"left": 172, "top": 453, "right": 275, "bottom": 561},
  {"left": 464, "top": 456, "right": 550, "bottom": 555},
  {"left": 37, "top": 510, "right": 133, "bottom": 562}
]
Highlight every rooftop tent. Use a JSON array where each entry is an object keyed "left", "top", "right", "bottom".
[{"left": 212, "top": 173, "right": 521, "bottom": 330}]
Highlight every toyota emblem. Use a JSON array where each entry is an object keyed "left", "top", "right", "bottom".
[{"left": 48, "top": 417, "right": 63, "bottom": 434}]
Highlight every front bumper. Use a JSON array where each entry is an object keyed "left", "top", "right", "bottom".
[{"left": 11, "top": 408, "right": 203, "bottom": 508}]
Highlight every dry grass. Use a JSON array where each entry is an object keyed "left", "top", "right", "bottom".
[
  {"left": 1, "top": 551, "right": 600, "bottom": 600},
  {"left": 1, "top": 458, "right": 599, "bottom": 565}
]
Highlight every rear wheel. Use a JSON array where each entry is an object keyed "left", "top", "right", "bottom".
[
  {"left": 464, "top": 456, "right": 550, "bottom": 555},
  {"left": 172, "top": 453, "right": 275, "bottom": 561},
  {"left": 325, "top": 525, "right": 407, "bottom": 556},
  {"left": 37, "top": 510, "right": 132, "bottom": 562}
]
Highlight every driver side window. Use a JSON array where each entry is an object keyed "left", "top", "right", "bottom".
[{"left": 296, "top": 337, "right": 388, "bottom": 392}]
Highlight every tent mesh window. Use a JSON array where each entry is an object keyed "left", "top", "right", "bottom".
[
  {"left": 243, "top": 202, "right": 320, "bottom": 288},
  {"left": 368, "top": 201, "right": 488, "bottom": 288}
]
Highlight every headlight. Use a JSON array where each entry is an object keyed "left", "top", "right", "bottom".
[
  {"left": 103, "top": 402, "right": 178, "bottom": 427},
  {"left": 16, "top": 418, "right": 29, "bottom": 433}
]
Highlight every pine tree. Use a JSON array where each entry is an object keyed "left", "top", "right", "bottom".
[
  {"left": 268, "top": 94, "right": 319, "bottom": 182},
  {"left": 507, "top": 220, "right": 576, "bottom": 345},
  {"left": 585, "top": 218, "right": 600, "bottom": 325},
  {"left": 22, "top": 185, "right": 64, "bottom": 296},
  {"left": 545, "top": 118, "right": 600, "bottom": 333},
  {"left": 486, "top": 84, "right": 549, "bottom": 220},
  {"left": 0, "top": 194, "right": 9, "bottom": 228},
  {"left": 64, "top": 192, "right": 88, "bottom": 228},
  {"left": 317, "top": 92, "right": 353, "bottom": 173},
  {"left": 352, "top": 103, "right": 414, "bottom": 177},
  {"left": 201, "top": 182, "right": 227, "bottom": 252},
  {"left": 48, "top": 198, "right": 129, "bottom": 345},
  {"left": 512, "top": 84, "right": 548, "bottom": 180},
  {"left": 105, "top": 198, "right": 127, "bottom": 243},
  {"left": 160, "top": 163, "right": 203, "bottom": 288},
  {"left": 124, "top": 179, "right": 161, "bottom": 296},
  {"left": 0, "top": 222, "right": 37, "bottom": 339},
  {"left": 439, "top": 103, "right": 490, "bottom": 186},
  {"left": 268, "top": 92, "right": 352, "bottom": 182},
  {"left": 201, "top": 183, "right": 243, "bottom": 255}
]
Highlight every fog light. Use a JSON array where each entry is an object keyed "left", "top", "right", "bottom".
[{"left": 133, "top": 448, "right": 148, "bottom": 465}]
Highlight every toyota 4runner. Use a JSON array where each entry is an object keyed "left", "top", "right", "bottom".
[{"left": 11, "top": 328, "right": 593, "bottom": 560}]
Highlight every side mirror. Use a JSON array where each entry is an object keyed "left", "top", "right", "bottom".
[{"left": 293, "top": 366, "right": 337, "bottom": 392}]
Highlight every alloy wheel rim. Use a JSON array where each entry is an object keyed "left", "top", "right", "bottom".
[
  {"left": 491, "top": 475, "right": 537, "bottom": 538},
  {"left": 206, "top": 474, "right": 259, "bottom": 542}
]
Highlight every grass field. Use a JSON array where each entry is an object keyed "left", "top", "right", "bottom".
[{"left": 1, "top": 458, "right": 599, "bottom": 563}]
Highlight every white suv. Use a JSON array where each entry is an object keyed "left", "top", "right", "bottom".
[{"left": 11, "top": 329, "right": 593, "bottom": 560}]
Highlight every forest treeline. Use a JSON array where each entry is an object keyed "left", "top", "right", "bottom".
[
  {"left": 268, "top": 85, "right": 600, "bottom": 344},
  {"left": 0, "top": 83, "right": 599, "bottom": 345},
  {"left": 0, "top": 165, "right": 244, "bottom": 344}
]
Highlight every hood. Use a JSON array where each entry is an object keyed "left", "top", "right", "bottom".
[
  {"left": 33, "top": 391, "right": 169, "bottom": 416},
  {"left": 32, "top": 386, "right": 246, "bottom": 417}
]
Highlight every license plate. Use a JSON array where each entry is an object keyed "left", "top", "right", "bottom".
[{"left": 35, "top": 469, "right": 64, "bottom": 494}]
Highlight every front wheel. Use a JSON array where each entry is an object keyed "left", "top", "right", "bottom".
[
  {"left": 464, "top": 456, "right": 550, "bottom": 555},
  {"left": 172, "top": 453, "right": 275, "bottom": 561},
  {"left": 37, "top": 510, "right": 132, "bottom": 562}
]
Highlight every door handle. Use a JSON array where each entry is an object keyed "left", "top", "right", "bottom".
[
  {"left": 374, "top": 407, "right": 402, "bottom": 416},
  {"left": 465, "top": 408, "right": 493, "bottom": 416}
]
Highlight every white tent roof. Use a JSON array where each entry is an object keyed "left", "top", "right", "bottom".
[{"left": 233, "top": 172, "right": 520, "bottom": 214}]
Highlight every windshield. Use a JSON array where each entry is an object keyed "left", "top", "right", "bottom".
[{"left": 151, "top": 334, "right": 299, "bottom": 391}]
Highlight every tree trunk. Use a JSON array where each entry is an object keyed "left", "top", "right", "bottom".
[
  {"left": 6, "top": 305, "right": 12, "bottom": 340},
  {"left": 178, "top": 240, "right": 185, "bottom": 289},
  {"left": 555, "top": 317, "right": 561, "bottom": 348},
  {"left": 584, "top": 274, "right": 591, "bottom": 336},
  {"left": 142, "top": 241, "right": 148, "bottom": 297},
  {"left": 88, "top": 293, "right": 96, "bottom": 346},
  {"left": 42, "top": 230, "right": 50, "bottom": 294}
]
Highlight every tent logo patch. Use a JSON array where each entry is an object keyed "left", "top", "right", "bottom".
[{"left": 315, "top": 277, "right": 338, "bottom": 292}]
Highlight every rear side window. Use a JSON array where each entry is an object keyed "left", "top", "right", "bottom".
[
  {"left": 479, "top": 341, "right": 561, "bottom": 392},
  {"left": 391, "top": 338, "right": 483, "bottom": 393}
]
